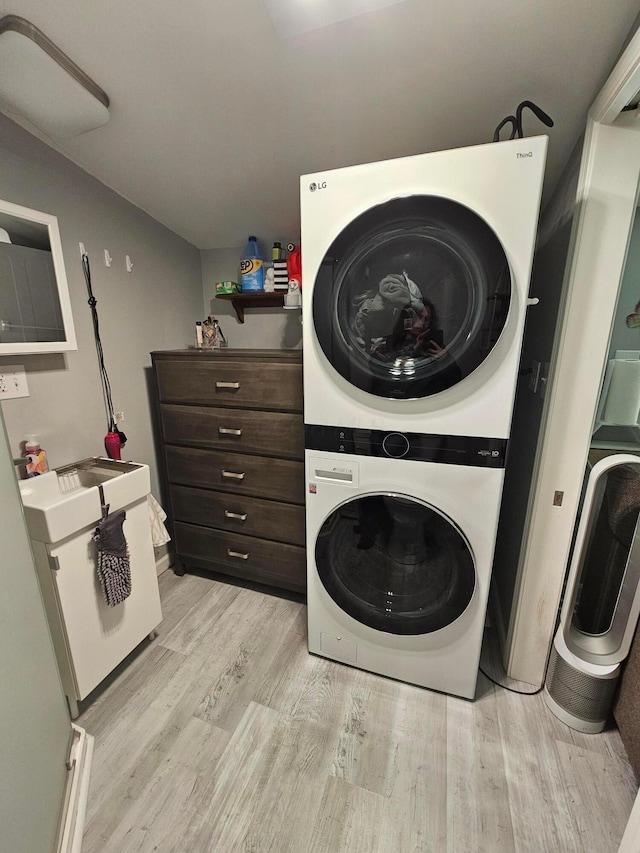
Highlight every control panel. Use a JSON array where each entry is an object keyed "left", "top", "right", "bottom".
[{"left": 305, "top": 425, "right": 507, "bottom": 468}]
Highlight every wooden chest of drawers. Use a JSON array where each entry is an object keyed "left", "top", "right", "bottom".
[{"left": 151, "top": 349, "right": 305, "bottom": 593}]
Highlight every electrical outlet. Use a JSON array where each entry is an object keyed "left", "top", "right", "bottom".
[{"left": 0, "top": 364, "right": 29, "bottom": 399}]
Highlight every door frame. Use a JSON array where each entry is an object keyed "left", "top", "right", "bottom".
[
  {"left": 618, "top": 784, "right": 640, "bottom": 853},
  {"left": 506, "top": 23, "right": 640, "bottom": 687}
]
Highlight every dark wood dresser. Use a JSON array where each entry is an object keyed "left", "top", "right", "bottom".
[{"left": 151, "top": 349, "right": 305, "bottom": 594}]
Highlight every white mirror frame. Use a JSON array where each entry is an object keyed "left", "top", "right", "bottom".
[{"left": 0, "top": 198, "right": 77, "bottom": 354}]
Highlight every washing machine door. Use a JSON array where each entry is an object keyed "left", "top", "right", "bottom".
[
  {"left": 315, "top": 493, "right": 476, "bottom": 635},
  {"left": 312, "top": 196, "right": 511, "bottom": 399}
]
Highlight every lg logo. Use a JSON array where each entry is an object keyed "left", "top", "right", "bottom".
[{"left": 309, "top": 181, "right": 327, "bottom": 191}]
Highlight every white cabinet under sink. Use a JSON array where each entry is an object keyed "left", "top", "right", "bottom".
[{"left": 20, "top": 458, "right": 162, "bottom": 718}]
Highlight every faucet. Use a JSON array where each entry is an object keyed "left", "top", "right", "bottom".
[{"left": 13, "top": 457, "right": 29, "bottom": 468}]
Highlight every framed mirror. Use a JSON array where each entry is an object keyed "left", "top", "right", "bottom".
[{"left": 0, "top": 198, "right": 77, "bottom": 354}]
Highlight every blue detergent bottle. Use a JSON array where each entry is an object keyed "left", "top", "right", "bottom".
[{"left": 240, "top": 236, "right": 264, "bottom": 292}]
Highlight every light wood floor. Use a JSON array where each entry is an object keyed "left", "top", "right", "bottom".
[{"left": 79, "top": 570, "right": 638, "bottom": 853}]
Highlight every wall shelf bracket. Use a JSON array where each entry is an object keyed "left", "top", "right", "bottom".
[{"left": 215, "top": 292, "right": 285, "bottom": 323}]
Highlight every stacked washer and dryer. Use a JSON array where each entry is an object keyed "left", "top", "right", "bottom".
[{"left": 300, "top": 137, "right": 547, "bottom": 699}]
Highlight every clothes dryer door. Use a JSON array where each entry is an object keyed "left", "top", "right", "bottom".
[
  {"left": 312, "top": 196, "right": 510, "bottom": 400},
  {"left": 315, "top": 493, "right": 476, "bottom": 635}
]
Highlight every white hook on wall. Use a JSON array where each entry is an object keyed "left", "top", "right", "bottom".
[
  {"left": 104, "top": 249, "right": 112, "bottom": 268},
  {"left": 125, "top": 255, "right": 134, "bottom": 273}
]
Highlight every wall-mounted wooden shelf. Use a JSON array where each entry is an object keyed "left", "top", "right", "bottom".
[{"left": 215, "top": 292, "right": 285, "bottom": 323}]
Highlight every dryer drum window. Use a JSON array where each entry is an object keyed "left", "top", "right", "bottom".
[
  {"left": 312, "top": 196, "right": 511, "bottom": 399},
  {"left": 315, "top": 494, "right": 476, "bottom": 635}
]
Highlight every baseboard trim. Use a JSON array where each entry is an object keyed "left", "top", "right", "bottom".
[
  {"left": 58, "top": 724, "right": 94, "bottom": 853},
  {"left": 155, "top": 550, "right": 173, "bottom": 576}
]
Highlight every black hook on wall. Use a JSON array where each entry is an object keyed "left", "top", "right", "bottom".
[{"left": 492, "top": 100, "right": 554, "bottom": 142}]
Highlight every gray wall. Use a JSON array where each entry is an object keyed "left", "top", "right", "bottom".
[
  {"left": 492, "top": 139, "right": 583, "bottom": 641},
  {"left": 0, "top": 409, "right": 71, "bottom": 853},
  {"left": 202, "top": 247, "right": 302, "bottom": 350},
  {"left": 0, "top": 114, "right": 203, "bottom": 500}
]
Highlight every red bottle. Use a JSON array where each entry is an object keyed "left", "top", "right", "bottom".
[
  {"left": 287, "top": 244, "right": 302, "bottom": 290},
  {"left": 105, "top": 431, "right": 121, "bottom": 460}
]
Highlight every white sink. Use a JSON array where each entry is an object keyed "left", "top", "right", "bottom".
[{"left": 19, "top": 457, "right": 150, "bottom": 543}]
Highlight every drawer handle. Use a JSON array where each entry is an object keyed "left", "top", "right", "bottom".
[
  {"left": 222, "top": 469, "right": 245, "bottom": 480},
  {"left": 218, "top": 427, "right": 242, "bottom": 436},
  {"left": 227, "top": 549, "right": 249, "bottom": 560},
  {"left": 225, "top": 510, "right": 248, "bottom": 521},
  {"left": 216, "top": 381, "right": 240, "bottom": 389}
]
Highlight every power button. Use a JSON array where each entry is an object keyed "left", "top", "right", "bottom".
[{"left": 382, "top": 432, "right": 410, "bottom": 458}]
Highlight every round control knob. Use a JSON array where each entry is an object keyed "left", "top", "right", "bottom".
[{"left": 382, "top": 432, "right": 410, "bottom": 458}]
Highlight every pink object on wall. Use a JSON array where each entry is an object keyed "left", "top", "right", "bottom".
[{"left": 105, "top": 431, "right": 122, "bottom": 460}]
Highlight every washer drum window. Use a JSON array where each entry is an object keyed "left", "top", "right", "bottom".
[
  {"left": 315, "top": 493, "right": 476, "bottom": 635},
  {"left": 312, "top": 195, "right": 511, "bottom": 400}
]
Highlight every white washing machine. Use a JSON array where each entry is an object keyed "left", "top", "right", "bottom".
[
  {"left": 306, "top": 450, "right": 504, "bottom": 699},
  {"left": 301, "top": 136, "right": 547, "bottom": 438},
  {"left": 302, "top": 139, "right": 547, "bottom": 695}
]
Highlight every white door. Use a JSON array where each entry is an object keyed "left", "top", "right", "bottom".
[
  {"left": 0, "top": 409, "right": 71, "bottom": 852},
  {"left": 506, "top": 27, "right": 640, "bottom": 684}
]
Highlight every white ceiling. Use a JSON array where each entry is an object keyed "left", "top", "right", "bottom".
[{"left": 1, "top": 1, "right": 639, "bottom": 250}]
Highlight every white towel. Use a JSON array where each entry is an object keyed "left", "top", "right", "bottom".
[
  {"left": 379, "top": 273, "right": 424, "bottom": 312},
  {"left": 148, "top": 494, "right": 171, "bottom": 547}
]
